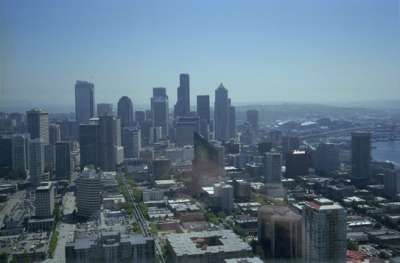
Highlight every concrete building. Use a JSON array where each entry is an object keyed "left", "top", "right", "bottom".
[
  {"left": 11, "top": 134, "right": 29, "bottom": 173},
  {"left": 97, "top": 103, "right": 114, "bottom": 117},
  {"left": 76, "top": 168, "right": 102, "bottom": 219},
  {"left": 151, "top": 87, "right": 169, "bottom": 138},
  {"left": 285, "top": 150, "right": 312, "bottom": 179},
  {"left": 79, "top": 121, "right": 99, "bottom": 169},
  {"left": 55, "top": 141, "right": 71, "bottom": 180},
  {"left": 29, "top": 139, "right": 45, "bottom": 187},
  {"left": 314, "top": 142, "right": 340, "bottom": 175},
  {"left": 135, "top": 110, "right": 146, "bottom": 127},
  {"left": 44, "top": 144, "right": 55, "bottom": 174},
  {"left": 122, "top": 127, "right": 141, "bottom": 159},
  {"left": 117, "top": 96, "right": 134, "bottom": 128},
  {"left": 175, "top": 115, "right": 200, "bottom": 146},
  {"left": 66, "top": 231, "right": 155, "bottom": 263},
  {"left": 35, "top": 181, "right": 54, "bottom": 218},
  {"left": 98, "top": 116, "right": 122, "bottom": 171},
  {"left": 351, "top": 132, "right": 371, "bottom": 184},
  {"left": 166, "top": 230, "right": 251, "bottom": 263},
  {"left": 263, "top": 152, "right": 282, "bottom": 184},
  {"left": 384, "top": 170, "right": 400, "bottom": 200},
  {"left": 0, "top": 136, "right": 12, "bottom": 170},
  {"left": 215, "top": 183, "right": 234, "bottom": 213},
  {"left": 26, "top": 108, "right": 49, "bottom": 144},
  {"left": 258, "top": 205, "right": 302, "bottom": 259},
  {"left": 303, "top": 198, "right": 347, "bottom": 263},
  {"left": 75, "top": 80, "right": 95, "bottom": 124},
  {"left": 49, "top": 123, "right": 61, "bottom": 145}
]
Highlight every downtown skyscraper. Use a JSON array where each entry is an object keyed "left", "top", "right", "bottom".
[
  {"left": 151, "top": 87, "right": 169, "bottom": 138},
  {"left": 174, "top": 73, "right": 190, "bottom": 118},
  {"left": 117, "top": 96, "right": 134, "bottom": 128},
  {"left": 214, "top": 83, "right": 232, "bottom": 141},
  {"left": 26, "top": 108, "right": 49, "bottom": 144},
  {"left": 196, "top": 95, "right": 210, "bottom": 139},
  {"left": 75, "top": 80, "right": 95, "bottom": 124},
  {"left": 351, "top": 132, "right": 371, "bottom": 185}
]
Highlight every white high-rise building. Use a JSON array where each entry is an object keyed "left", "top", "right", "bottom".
[
  {"left": 76, "top": 168, "right": 102, "bottom": 219},
  {"left": 35, "top": 181, "right": 54, "bottom": 218},
  {"left": 303, "top": 198, "right": 346, "bottom": 263},
  {"left": 29, "top": 139, "right": 45, "bottom": 187}
]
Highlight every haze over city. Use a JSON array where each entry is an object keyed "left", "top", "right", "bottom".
[
  {"left": 1, "top": 1, "right": 400, "bottom": 263},
  {"left": 1, "top": 0, "right": 399, "bottom": 110}
]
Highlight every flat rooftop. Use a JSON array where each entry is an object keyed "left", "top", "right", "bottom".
[{"left": 166, "top": 230, "right": 251, "bottom": 257}]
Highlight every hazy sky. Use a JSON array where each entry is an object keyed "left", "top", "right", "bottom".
[{"left": 0, "top": 0, "right": 399, "bottom": 109}]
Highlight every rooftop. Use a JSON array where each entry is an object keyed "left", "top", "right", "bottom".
[{"left": 166, "top": 230, "right": 251, "bottom": 256}]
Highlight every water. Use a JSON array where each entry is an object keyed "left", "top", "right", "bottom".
[{"left": 372, "top": 141, "right": 400, "bottom": 166}]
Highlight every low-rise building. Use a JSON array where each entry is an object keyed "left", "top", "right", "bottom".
[{"left": 166, "top": 230, "right": 251, "bottom": 263}]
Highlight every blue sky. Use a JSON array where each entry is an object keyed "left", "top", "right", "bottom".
[{"left": 0, "top": 0, "right": 399, "bottom": 109}]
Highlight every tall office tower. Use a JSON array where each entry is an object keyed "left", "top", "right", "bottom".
[
  {"left": 151, "top": 87, "right": 169, "bottom": 138},
  {"left": 303, "top": 198, "right": 347, "bottom": 262},
  {"left": 49, "top": 124, "right": 61, "bottom": 145},
  {"left": 76, "top": 167, "right": 101, "bottom": 219},
  {"left": 258, "top": 206, "right": 302, "bottom": 259},
  {"left": 98, "top": 116, "right": 122, "bottom": 171},
  {"left": 35, "top": 181, "right": 54, "bottom": 218},
  {"left": 0, "top": 136, "right": 12, "bottom": 170},
  {"left": 383, "top": 170, "right": 400, "bottom": 199},
  {"left": 55, "top": 141, "right": 71, "bottom": 180},
  {"left": 117, "top": 96, "right": 134, "bottom": 128},
  {"left": 12, "top": 134, "right": 29, "bottom": 173},
  {"left": 122, "top": 127, "right": 141, "bottom": 159},
  {"left": 26, "top": 108, "right": 49, "bottom": 144},
  {"left": 149, "top": 126, "right": 162, "bottom": 144},
  {"left": 79, "top": 121, "right": 99, "bottom": 169},
  {"left": 314, "top": 142, "right": 340, "bottom": 175},
  {"left": 174, "top": 73, "right": 190, "bottom": 118},
  {"left": 197, "top": 95, "right": 210, "bottom": 138},
  {"left": 214, "top": 83, "right": 231, "bottom": 141},
  {"left": 135, "top": 110, "right": 146, "bottom": 127},
  {"left": 60, "top": 119, "right": 79, "bottom": 141},
  {"left": 192, "top": 133, "right": 225, "bottom": 195},
  {"left": 44, "top": 144, "right": 55, "bottom": 173},
  {"left": 75, "top": 80, "right": 95, "bottom": 124},
  {"left": 97, "top": 103, "right": 114, "bottom": 117},
  {"left": 264, "top": 152, "right": 282, "bottom": 184},
  {"left": 175, "top": 116, "right": 200, "bottom": 146},
  {"left": 351, "top": 132, "right": 371, "bottom": 184},
  {"left": 229, "top": 105, "right": 236, "bottom": 138},
  {"left": 29, "top": 139, "right": 45, "bottom": 187},
  {"left": 246, "top": 110, "right": 259, "bottom": 130},
  {"left": 285, "top": 150, "right": 312, "bottom": 178}
]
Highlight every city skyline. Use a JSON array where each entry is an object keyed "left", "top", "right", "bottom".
[{"left": 1, "top": 0, "right": 399, "bottom": 109}]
